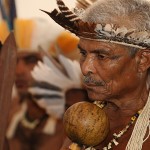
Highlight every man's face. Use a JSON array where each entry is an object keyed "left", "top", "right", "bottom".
[
  {"left": 15, "top": 52, "right": 42, "bottom": 97},
  {"left": 78, "top": 39, "right": 141, "bottom": 101}
]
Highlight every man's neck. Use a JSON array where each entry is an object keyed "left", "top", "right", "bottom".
[{"left": 105, "top": 87, "right": 149, "bottom": 118}]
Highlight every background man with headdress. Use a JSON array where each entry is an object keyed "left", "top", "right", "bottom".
[
  {"left": 42, "top": 0, "right": 150, "bottom": 149},
  {"left": 6, "top": 16, "right": 89, "bottom": 150},
  {"left": 6, "top": 18, "right": 62, "bottom": 150}
]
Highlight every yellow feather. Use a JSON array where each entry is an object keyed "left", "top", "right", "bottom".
[
  {"left": 14, "top": 19, "right": 34, "bottom": 50},
  {"left": 0, "top": 20, "right": 10, "bottom": 43}
]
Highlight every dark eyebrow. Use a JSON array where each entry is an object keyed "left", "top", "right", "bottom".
[
  {"left": 78, "top": 45, "right": 111, "bottom": 55},
  {"left": 78, "top": 45, "right": 85, "bottom": 51},
  {"left": 93, "top": 49, "right": 110, "bottom": 55}
]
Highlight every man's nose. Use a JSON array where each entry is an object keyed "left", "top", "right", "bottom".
[
  {"left": 81, "top": 56, "right": 96, "bottom": 76},
  {"left": 16, "top": 60, "right": 27, "bottom": 75}
]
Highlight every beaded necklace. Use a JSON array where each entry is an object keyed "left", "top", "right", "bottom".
[
  {"left": 102, "top": 109, "right": 142, "bottom": 150},
  {"left": 85, "top": 104, "right": 143, "bottom": 150}
]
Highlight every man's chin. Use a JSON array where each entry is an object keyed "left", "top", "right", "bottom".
[
  {"left": 17, "top": 89, "right": 29, "bottom": 98},
  {"left": 87, "top": 90, "right": 108, "bottom": 101}
]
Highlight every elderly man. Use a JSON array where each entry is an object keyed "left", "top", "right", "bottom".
[{"left": 43, "top": 0, "right": 150, "bottom": 149}]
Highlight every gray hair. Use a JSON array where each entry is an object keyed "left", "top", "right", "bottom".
[
  {"left": 82, "top": 0, "right": 150, "bottom": 87},
  {"left": 82, "top": 0, "right": 150, "bottom": 30}
]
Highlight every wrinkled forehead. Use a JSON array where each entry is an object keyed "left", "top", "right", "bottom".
[
  {"left": 78, "top": 38, "right": 131, "bottom": 51},
  {"left": 17, "top": 52, "right": 40, "bottom": 58}
]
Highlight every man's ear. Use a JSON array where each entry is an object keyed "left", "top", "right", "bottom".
[{"left": 137, "top": 49, "right": 150, "bottom": 72}]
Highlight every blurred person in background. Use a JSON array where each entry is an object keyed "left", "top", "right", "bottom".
[
  {"left": 6, "top": 18, "right": 89, "bottom": 150},
  {"left": 6, "top": 18, "right": 57, "bottom": 150}
]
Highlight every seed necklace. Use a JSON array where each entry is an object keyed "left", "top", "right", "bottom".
[{"left": 85, "top": 103, "right": 143, "bottom": 150}]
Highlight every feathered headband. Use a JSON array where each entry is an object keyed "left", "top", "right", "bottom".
[{"left": 41, "top": 0, "right": 150, "bottom": 49}]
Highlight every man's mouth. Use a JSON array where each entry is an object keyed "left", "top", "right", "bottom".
[
  {"left": 83, "top": 76, "right": 105, "bottom": 86},
  {"left": 84, "top": 83, "right": 100, "bottom": 88},
  {"left": 15, "top": 80, "right": 28, "bottom": 88},
  {"left": 83, "top": 82, "right": 110, "bottom": 95}
]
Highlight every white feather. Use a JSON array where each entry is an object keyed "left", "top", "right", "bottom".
[
  {"left": 58, "top": 54, "right": 81, "bottom": 88},
  {"left": 28, "top": 87, "right": 63, "bottom": 97},
  {"left": 43, "top": 56, "right": 68, "bottom": 79},
  {"left": 31, "top": 61, "right": 77, "bottom": 90},
  {"left": 36, "top": 98, "right": 65, "bottom": 118}
]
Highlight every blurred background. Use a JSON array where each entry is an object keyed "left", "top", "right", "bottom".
[
  {"left": 15, "top": 0, "right": 76, "bottom": 39},
  {"left": 0, "top": 0, "right": 76, "bottom": 43},
  {"left": 0, "top": 0, "right": 90, "bottom": 150}
]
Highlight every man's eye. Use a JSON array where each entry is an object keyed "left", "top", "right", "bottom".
[
  {"left": 80, "top": 50, "right": 87, "bottom": 57},
  {"left": 25, "top": 56, "right": 39, "bottom": 64},
  {"left": 98, "top": 54, "right": 108, "bottom": 60}
]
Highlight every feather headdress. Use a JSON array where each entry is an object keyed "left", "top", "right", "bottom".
[
  {"left": 28, "top": 54, "right": 82, "bottom": 118},
  {"left": 41, "top": 0, "right": 150, "bottom": 49},
  {"left": 76, "top": 0, "right": 97, "bottom": 9},
  {"left": 14, "top": 18, "right": 53, "bottom": 52}
]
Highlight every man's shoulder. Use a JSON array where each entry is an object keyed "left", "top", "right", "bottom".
[{"left": 142, "top": 137, "right": 150, "bottom": 150}]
